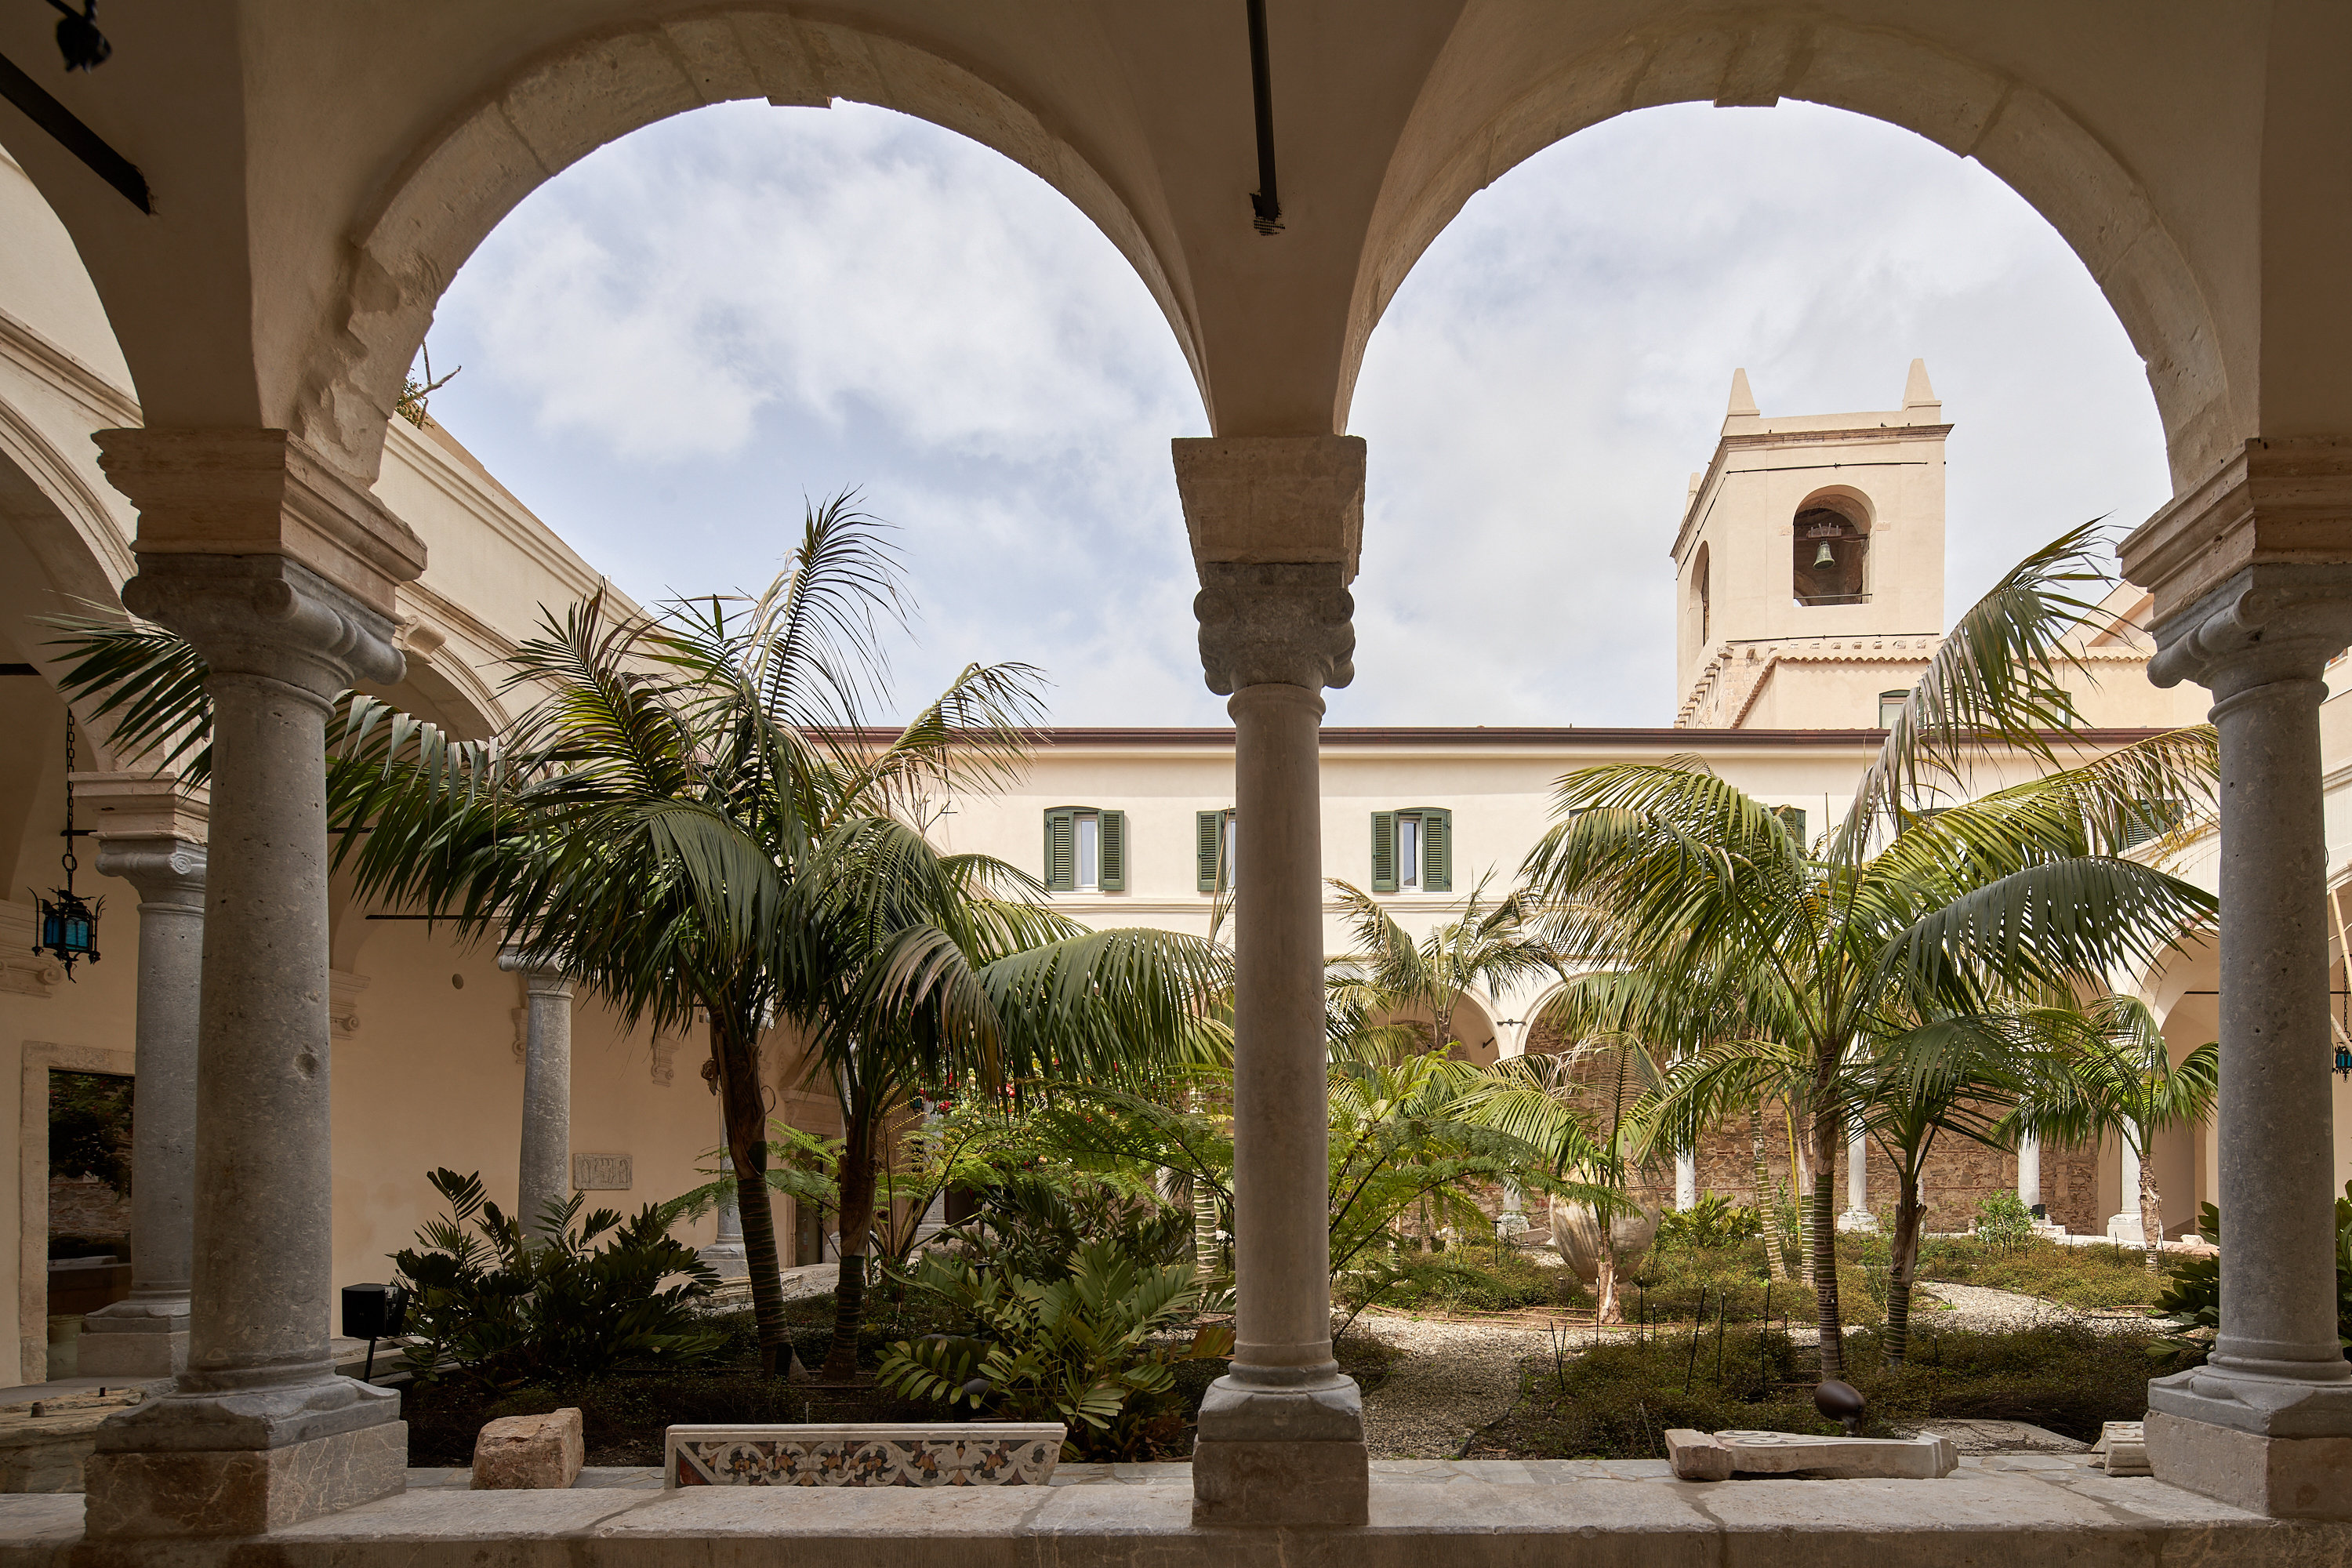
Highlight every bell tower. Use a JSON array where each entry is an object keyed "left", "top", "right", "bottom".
[{"left": 1671, "top": 361, "right": 1951, "bottom": 728}]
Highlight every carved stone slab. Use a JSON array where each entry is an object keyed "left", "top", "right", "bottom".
[
  {"left": 2092, "top": 1420, "right": 2151, "bottom": 1475},
  {"left": 1668, "top": 1429, "right": 1958, "bottom": 1480},
  {"left": 665, "top": 1424, "right": 1064, "bottom": 1488}
]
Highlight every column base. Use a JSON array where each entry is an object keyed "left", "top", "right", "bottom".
[
  {"left": 695, "top": 1242, "right": 749, "bottom": 1279},
  {"left": 1191, "top": 1376, "right": 1367, "bottom": 1526},
  {"left": 1835, "top": 1209, "right": 1878, "bottom": 1234},
  {"left": 2145, "top": 1411, "right": 2352, "bottom": 1519},
  {"left": 2106, "top": 1213, "right": 2147, "bottom": 1246},
  {"left": 77, "top": 1299, "right": 190, "bottom": 1380},
  {"left": 84, "top": 1377, "right": 405, "bottom": 1537}
]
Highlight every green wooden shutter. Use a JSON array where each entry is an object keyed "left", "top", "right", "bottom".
[
  {"left": 1420, "top": 808, "right": 1451, "bottom": 892},
  {"left": 1197, "top": 810, "right": 1225, "bottom": 892},
  {"left": 1370, "top": 811, "right": 1398, "bottom": 893},
  {"left": 1044, "top": 808, "right": 1076, "bottom": 891},
  {"left": 1099, "top": 810, "right": 1126, "bottom": 891},
  {"left": 1772, "top": 805, "right": 1806, "bottom": 845}
]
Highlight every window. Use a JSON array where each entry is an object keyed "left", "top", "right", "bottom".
[
  {"left": 2121, "top": 798, "right": 2185, "bottom": 850},
  {"left": 1196, "top": 808, "right": 1235, "bottom": 893},
  {"left": 1693, "top": 543, "right": 1711, "bottom": 644},
  {"left": 1769, "top": 804, "right": 1806, "bottom": 845},
  {"left": 1878, "top": 690, "right": 1907, "bottom": 729},
  {"left": 1044, "top": 808, "right": 1124, "bottom": 892},
  {"left": 1371, "top": 808, "right": 1452, "bottom": 894},
  {"left": 1792, "top": 505, "right": 1869, "bottom": 605}
]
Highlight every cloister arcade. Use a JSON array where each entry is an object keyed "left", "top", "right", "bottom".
[{"left": 0, "top": 0, "right": 2347, "bottom": 1555}]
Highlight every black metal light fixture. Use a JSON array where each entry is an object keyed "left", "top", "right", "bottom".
[
  {"left": 31, "top": 714, "right": 100, "bottom": 978},
  {"left": 1244, "top": 0, "right": 1282, "bottom": 234},
  {"left": 47, "top": 1, "right": 110, "bottom": 72}
]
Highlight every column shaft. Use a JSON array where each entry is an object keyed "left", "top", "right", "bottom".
[
  {"left": 80, "top": 838, "right": 205, "bottom": 1377},
  {"left": 517, "top": 971, "right": 573, "bottom": 1239},
  {"left": 2208, "top": 673, "right": 2341, "bottom": 1378},
  {"left": 1225, "top": 682, "right": 1335, "bottom": 1383},
  {"left": 1674, "top": 1151, "right": 1697, "bottom": 1211},
  {"left": 2016, "top": 1131, "right": 2042, "bottom": 1211}
]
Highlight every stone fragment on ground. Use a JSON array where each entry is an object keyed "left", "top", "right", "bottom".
[
  {"left": 472, "top": 1407, "right": 585, "bottom": 1490},
  {"left": 1701, "top": 1429, "right": 1958, "bottom": 1479},
  {"left": 1905, "top": 1418, "right": 2088, "bottom": 1456}
]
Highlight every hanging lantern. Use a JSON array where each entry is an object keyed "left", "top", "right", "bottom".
[{"left": 32, "top": 716, "right": 100, "bottom": 978}]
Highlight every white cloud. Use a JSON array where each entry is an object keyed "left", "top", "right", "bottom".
[{"left": 424, "top": 98, "right": 2168, "bottom": 728}]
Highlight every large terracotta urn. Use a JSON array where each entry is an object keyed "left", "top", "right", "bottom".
[{"left": 1549, "top": 1196, "right": 1659, "bottom": 1287}]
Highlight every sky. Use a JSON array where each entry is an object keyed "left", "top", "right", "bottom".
[{"left": 419, "top": 97, "right": 2171, "bottom": 729}]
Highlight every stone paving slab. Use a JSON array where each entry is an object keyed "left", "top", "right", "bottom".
[{"left": 0, "top": 1459, "right": 2342, "bottom": 1566}]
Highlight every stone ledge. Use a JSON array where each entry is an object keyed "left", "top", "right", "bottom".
[{"left": 0, "top": 1458, "right": 2341, "bottom": 1566}]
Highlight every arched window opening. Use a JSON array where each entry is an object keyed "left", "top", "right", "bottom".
[
  {"left": 1693, "top": 544, "right": 1711, "bottom": 644},
  {"left": 1878, "top": 689, "right": 1908, "bottom": 728},
  {"left": 1793, "top": 506, "right": 1868, "bottom": 605}
]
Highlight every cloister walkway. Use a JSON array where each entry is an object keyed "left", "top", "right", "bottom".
[{"left": 0, "top": 1457, "right": 2339, "bottom": 1567}]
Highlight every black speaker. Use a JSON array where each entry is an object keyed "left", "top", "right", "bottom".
[{"left": 341, "top": 1283, "right": 408, "bottom": 1341}]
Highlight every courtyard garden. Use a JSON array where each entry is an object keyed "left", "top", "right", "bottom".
[{"left": 54, "top": 518, "right": 2289, "bottom": 1465}]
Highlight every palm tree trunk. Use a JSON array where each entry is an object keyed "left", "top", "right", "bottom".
[
  {"left": 1809, "top": 1103, "right": 1846, "bottom": 1379},
  {"left": 2137, "top": 1139, "right": 2165, "bottom": 1274},
  {"left": 1754, "top": 1110, "right": 1788, "bottom": 1282},
  {"left": 713, "top": 1011, "right": 791, "bottom": 1377},
  {"left": 1884, "top": 1174, "right": 1925, "bottom": 1365},
  {"left": 822, "top": 1103, "right": 878, "bottom": 1381}
]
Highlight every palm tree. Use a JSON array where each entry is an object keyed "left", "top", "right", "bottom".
[
  {"left": 2009, "top": 992, "right": 2219, "bottom": 1272},
  {"left": 1325, "top": 878, "right": 1564, "bottom": 1058},
  {"left": 783, "top": 813, "right": 1229, "bottom": 1380},
  {"left": 1519, "top": 528, "right": 2220, "bottom": 1378},
  {"left": 51, "top": 500, "right": 1223, "bottom": 1379},
  {"left": 1841, "top": 1015, "right": 2029, "bottom": 1360}
]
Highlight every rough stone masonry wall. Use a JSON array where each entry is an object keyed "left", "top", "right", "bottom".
[{"left": 1521, "top": 1036, "right": 2100, "bottom": 1236}]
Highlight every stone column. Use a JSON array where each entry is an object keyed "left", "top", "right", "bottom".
[
  {"left": 74, "top": 777, "right": 208, "bottom": 1380},
  {"left": 1177, "top": 436, "right": 1367, "bottom": 1527},
  {"left": 1838, "top": 1127, "right": 1875, "bottom": 1232},
  {"left": 699, "top": 1192, "right": 750, "bottom": 1279},
  {"left": 2107, "top": 1134, "right": 2147, "bottom": 1245},
  {"left": 2123, "top": 459, "right": 2352, "bottom": 1516},
  {"left": 498, "top": 951, "right": 573, "bottom": 1240},
  {"left": 82, "top": 428, "right": 424, "bottom": 1539},
  {"left": 2016, "top": 1130, "right": 2042, "bottom": 1210},
  {"left": 1674, "top": 1150, "right": 1697, "bottom": 1211}
]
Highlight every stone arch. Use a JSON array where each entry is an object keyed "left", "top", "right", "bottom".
[
  {"left": 1348, "top": 16, "right": 2233, "bottom": 485},
  {"left": 307, "top": 8, "right": 1202, "bottom": 481}
]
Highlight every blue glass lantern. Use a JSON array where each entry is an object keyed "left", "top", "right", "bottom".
[
  {"left": 32, "top": 717, "right": 100, "bottom": 979},
  {"left": 2336, "top": 1040, "right": 2352, "bottom": 1080}
]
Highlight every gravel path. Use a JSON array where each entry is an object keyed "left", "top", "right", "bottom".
[{"left": 1349, "top": 1315, "right": 1549, "bottom": 1459}]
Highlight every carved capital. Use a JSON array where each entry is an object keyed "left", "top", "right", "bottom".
[
  {"left": 71, "top": 771, "right": 207, "bottom": 846},
  {"left": 96, "top": 426, "right": 425, "bottom": 617},
  {"left": 93, "top": 835, "right": 207, "bottom": 909},
  {"left": 1195, "top": 562, "right": 1356, "bottom": 695},
  {"left": 122, "top": 554, "right": 402, "bottom": 705},
  {"left": 498, "top": 946, "right": 574, "bottom": 999},
  {"left": 2122, "top": 439, "right": 2352, "bottom": 622},
  {"left": 2147, "top": 564, "right": 2352, "bottom": 700}
]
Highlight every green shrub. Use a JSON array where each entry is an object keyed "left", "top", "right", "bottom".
[
  {"left": 1973, "top": 1190, "right": 2036, "bottom": 1252},
  {"left": 1336, "top": 1247, "right": 1587, "bottom": 1317},
  {"left": 2157, "top": 1185, "right": 2352, "bottom": 1356},
  {"left": 394, "top": 1168, "right": 723, "bottom": 1391},
  {"left": 1655, "top": 1194, "right": 1762, "bottom": 1253},
  {"left": 1916, "top": 1235, "right": 2165, "bottom": 1311},
  {"left": 1490, "top": 1321, "right": 2188, "bottom": 1458},
  {"left": 877, "top": 1240, "right": 1232, "bottom": 1460},
  {"left": 935, "top": 1171, "right": 1192, "bottom": 1284}
]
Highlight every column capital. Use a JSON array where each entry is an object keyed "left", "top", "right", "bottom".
[
  {"left": 499, "top": 946, "right": 574, "bottom": 998},
  {"left": 93, "top": 835, "right": 207, "bottom": 907},
  {"left": 96, "top": 427, "right": 425, "bottom": 619},
  {"left": 1195, "top": 562, "right": 1356, "bottom": 695},
  {"left": 2146, "top": 563, "right": 2352, "bottom": 699},
  {"left": 122, "top": 554, "right": 403, "bottom": 704},
  {"left": 2122, "top": 438, "right": 2352, "bottom": 623}
]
